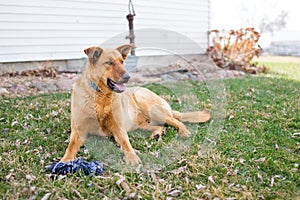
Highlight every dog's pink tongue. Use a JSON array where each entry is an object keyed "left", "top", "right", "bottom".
[{"left": 115, "top": 83, "right": 126, "bottom": 91}]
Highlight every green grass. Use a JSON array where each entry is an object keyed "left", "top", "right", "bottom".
[
  {"left": 258, "top": 61, "right": 300, "bottom": 81},
  {"left": 1, "top": 63, "right": 300, "bottom": 199}
]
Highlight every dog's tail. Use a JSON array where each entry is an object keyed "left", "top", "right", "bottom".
[{"left": 172, "top": 110, "right": 210, "bottom": 123}]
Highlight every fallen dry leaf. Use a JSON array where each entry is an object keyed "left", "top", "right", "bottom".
[
  {"left": 11, "top": 121, "right": 18, "bottom": 127},
  {"left": 58, "top": 175, "right": 66, "bottom": 181},
  {"left": 292, "top": 133, "right": 300, "bottom": 138},
  {"left": 177, "top": 159, "right": 187, "bottom": 164},
  {"left": 30, "top": 186, "right": 36, "bottom": 193},
  {"left": 73, "top": 189, "right": 84, "bottom": 200},
  {"left": 51, "top": 110, "right": 58, "bottom": 116},
  {"left": 257, "top": 173, "right": 263, "bottom": 181},
  {"left": 22, "top": 140, "right": 30, "bottom": 145},
  {"left": 32, "top": 149, "right": 40, "bottom": 154},
  {"left": 195, "top": 184, "right": 206, "bottom": 190},
  {"left": 116, "top": 176, "right": 125, "bottom": 185},
  {"left": 128, "top": 192, "right": 137, "bottom": 199},
  {"left": 46, "top": 128, "right": 51, "bottom": 134},
  {"left": 227, "top": 170, "right": 238, "bottom": 176},
  {"left": 197, "top": 150, "right": 203, "bottom": 157},
  {"left": 249, "top": 88, "right": 255, "bottom": 92},
  {"left": 208, "top": 176, "right": 216, "bottom": 185},
  {"left": 148, "top": 170, "right": 157, "bottom": 183},
  {"left": 290, "top": 168, "right": 297, "bottom": 173},
  {"left": 274, "top": 175, "right": 281, "bottom": 179},
  {"left": 168, "top": 189, "right": 181, "bottom": 197},
  {"left": 239, "top": 158, "right": 246, "bottom": 164},
  {"left": 270, "top": 177, "right": 274, "bottom": 187},
  {"left": 5, "top": 169, "right": 15, "bottom": 180},
  {"left": 116, "top": 174, "right": 131, "bottom": 196},
  {"left": 228, "top": 114, "right": 235, "bottom": 120},
  {"left": 222, "top": 178, "right": 229, "bottom": 184},
  {"left": 254, "top": 157, "right": 266, "bottom": 163},
  {"left": 203, "top": 192, "right": 212, "bottom": 199},
  {"left": 165, "top": 184, "right": 172, "bottom": 192},
  {"left": 171, "top": 166, "right": 187, "bottom": 175},
  {"left": 26, "top": 174, "right": 36, "bottom": 181},
  {"left": 41, "top": 193, "right": 51, "bottom": 200}
]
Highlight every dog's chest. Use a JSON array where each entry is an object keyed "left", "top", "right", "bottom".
[{"left": 94, "top": 97, "right": 115, "bottom": 131}]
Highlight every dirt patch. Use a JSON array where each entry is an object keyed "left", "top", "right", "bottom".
[
  {"left": 0, "top": 73, "right": 80, "bottom": 97},
  {"left": 0, "top": 58, "right": 246, "bottom": 97}
]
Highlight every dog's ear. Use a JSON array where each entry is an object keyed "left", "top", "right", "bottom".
[
  {"left": 84, "top": 46, "right": 103, "bottom": 65},
  {"left": 117, "top": 44, "right": 136, "bottom": 60}
]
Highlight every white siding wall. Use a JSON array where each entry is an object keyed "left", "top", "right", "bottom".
[
  {"left": 134, "top": 0, "right": 209, "bottom": 54},
  {"left": 0, "top": 0, "right": 209, "bottom": 62}
]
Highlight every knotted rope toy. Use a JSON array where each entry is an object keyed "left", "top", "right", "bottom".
[{"left": 47, "top": 158, "right": 103, "bottom": 176}]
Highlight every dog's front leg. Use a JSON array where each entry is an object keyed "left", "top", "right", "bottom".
[
  {"left": 61, "top": 121, "right": 86, "bottom": 162},
  {"left": 112, "top": 129, "right": 141, "bottom": 166}
]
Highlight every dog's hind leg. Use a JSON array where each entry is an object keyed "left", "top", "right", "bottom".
[
  {"left": 145, "top": 104, "right": 191, "bottom": 137},
  {"left": 146, "top": 112, "right": 191, "bottom": 138},
  {"left": 140, "top": 125, "right": 166, "bottom": 140},
  {"left": 165, "top": 115, "right": 191, "bottom": 137}
]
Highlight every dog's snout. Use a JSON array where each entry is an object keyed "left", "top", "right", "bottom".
[{"left": 122, "top": 73, "right": 131, "bottom": 83}]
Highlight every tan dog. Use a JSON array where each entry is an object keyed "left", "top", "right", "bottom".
[{"left": 61, "top": 44, "right": 210, "bottom": 166}]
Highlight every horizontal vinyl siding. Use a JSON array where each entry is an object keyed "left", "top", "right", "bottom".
[
  {"left": 0, "top": 0, "right": 209, "bottom": 62},
  {"left": 0, "top": 0, "right": 128, "bottom": 62},
  {"left": 133, "top": 0, "right": 209, "bottom": 55}
]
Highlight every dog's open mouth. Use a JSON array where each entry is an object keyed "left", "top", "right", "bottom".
[{"left": 107, "top": 78, "right": 126, "bottom": 93}]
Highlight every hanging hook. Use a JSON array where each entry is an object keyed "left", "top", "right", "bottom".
[{"left": 128, "top": 0, "right": 136, "bottom": 16}]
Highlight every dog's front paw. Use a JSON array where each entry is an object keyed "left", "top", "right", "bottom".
[
  {"left": 60, "top": 155, "right": 76, "bottom": 162},
  {"left": 124, "top": 151, "right": 141, "bottom": 166}
]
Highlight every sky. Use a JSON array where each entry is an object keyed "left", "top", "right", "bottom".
[{"left": 210, "top": 0, "right": 300, "bottom": 47}]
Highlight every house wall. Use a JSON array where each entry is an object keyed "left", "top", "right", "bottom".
[{"left": 0, "top": 0, "right": 209, "bottom": 64}]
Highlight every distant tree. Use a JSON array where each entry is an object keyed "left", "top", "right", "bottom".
[
  {"left": 259, "top": 10, "right": 288, "bottom": 34},
  {"left": 238, "top": 1, "right": 288, "bottom": 35}
]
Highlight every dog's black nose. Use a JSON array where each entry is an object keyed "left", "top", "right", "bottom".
[{"left": 122, "top": 73, "right": 131, "bottom": 83}]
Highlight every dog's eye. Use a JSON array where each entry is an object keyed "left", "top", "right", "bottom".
[{"left": 105, "top": 61, "right": 114, "bottom": 65}]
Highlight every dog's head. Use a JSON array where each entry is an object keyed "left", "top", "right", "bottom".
[{"left": 84, "top": 44, "right": 135, "bottom": 93}]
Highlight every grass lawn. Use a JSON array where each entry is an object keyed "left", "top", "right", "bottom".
[{"left": 0, "top": 62, "right": 299, "bottom": 199}]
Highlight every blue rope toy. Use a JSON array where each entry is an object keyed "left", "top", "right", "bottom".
[{"left": 47, "top": 158, "right": 103, "bottom": 176}]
